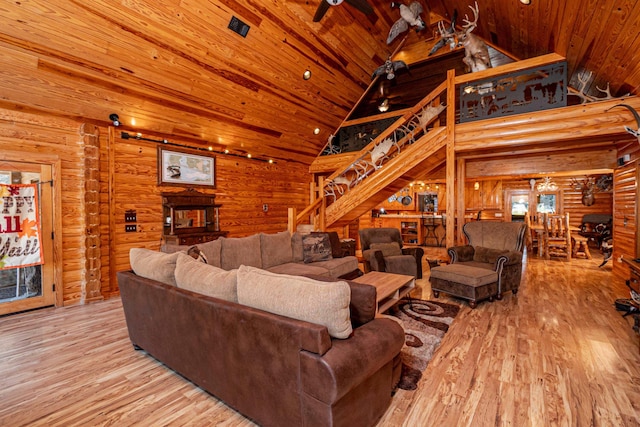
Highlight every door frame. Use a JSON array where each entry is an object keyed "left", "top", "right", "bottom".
[
  {"left": 0, "top": 150, "right": 63, "bottom": 311},
  {"left": 504, "top": 189, "right": 532, "bottom": 222}
]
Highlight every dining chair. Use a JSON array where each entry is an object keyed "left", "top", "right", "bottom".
[
  {"left": 543, "top": 212, "right": 572, "bottom": 261},
  {"left": 525, "top": 214, "right": 543, "bottom": 256}
]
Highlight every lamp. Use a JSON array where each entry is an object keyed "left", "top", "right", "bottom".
[
  {"left": 378, "top": 98, "right": 390, "bottom": 112},
  {"left": 474, "top": 181, "right": 480, "bottom": 191},
  {"left": 109, "top": 113, "right": 120, "bottom": 127}
]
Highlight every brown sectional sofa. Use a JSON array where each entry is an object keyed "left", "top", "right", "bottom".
[
  {"left": 163, "top": 230, "right": 361, "bottom": 279},
  {"left": 118, "top": 231, "right": 405, "bottom": 426}
]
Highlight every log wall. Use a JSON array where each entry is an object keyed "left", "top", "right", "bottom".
[
  {"left": 0, "top": 111, "right": 85, "bottom": 306},
  {"left": 100, "top": 131, "right": 312, "bottom": 296}
]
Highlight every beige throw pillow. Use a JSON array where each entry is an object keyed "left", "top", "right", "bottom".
[
  {"left": 236, "top": 265, "right": 352, "bottom": 339},
  {"left": 129, "top": 248, "right": 181, "bottom": 286},
  {"left": 174, "top": 253, "right": 238, "bottom": 302}
]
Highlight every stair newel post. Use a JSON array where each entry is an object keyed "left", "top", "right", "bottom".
[
  {"left": 287, "top": 207, "right": 297, "bottom": 234},
  {"left": 318, "top": 176, "right": 326, "bottom": 231}
]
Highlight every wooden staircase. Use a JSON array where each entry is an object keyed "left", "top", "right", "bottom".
[{"left": 292, "top": 52, "right": 639, "bottom": 236}]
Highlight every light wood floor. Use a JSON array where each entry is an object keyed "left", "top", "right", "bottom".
[{"left": 1, "top": 248, "right": 639, "bottom": 426}]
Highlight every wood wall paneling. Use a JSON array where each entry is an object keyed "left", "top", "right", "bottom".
[
  {"left": 102, "top": 130, "right": 312, "bottom": 294},
  {"left": 613, "top": 162, "right": 638, "bottom": 281}
]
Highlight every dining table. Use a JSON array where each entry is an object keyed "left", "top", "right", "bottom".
[{"left": 528, "top": 223, "right": 581, "bottom": 258}]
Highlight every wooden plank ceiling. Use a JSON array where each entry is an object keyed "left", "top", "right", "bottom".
[{"left": 0, "top": 0, "right": 638, "bottom": 165}]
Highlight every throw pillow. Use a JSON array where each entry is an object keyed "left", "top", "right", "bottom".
[
  {"left": 302, "top": 233, "right": 333, "bottom": 263},
  {"left": 220, "top": 234, "right": 262, "bottom": 270},
  {"left": 311, "top": 231, "right": 343, "bottom": 258},
  {"left": 473, "top": 246, "right": 508, "bottom": 264},
  {"left": 129, "top": 248, "right": 181, "bottom": 286},
  {"left": 174, "top": 253, "right": 238, "bottom": 302},
  {"left": 236, "top": 265, "right": 352, "bottom": 339},
  {"left": 197, "top": 238, "right": 222, "bottom": 267},
  {"left": 260, "top": 231, "right": 293, "bottom": 269},
  {"left": 370, "top": 242, "right": 402, "bottom": 257},
  {"left": 187, "top": 246, "right": 208, "bottom": 263}
]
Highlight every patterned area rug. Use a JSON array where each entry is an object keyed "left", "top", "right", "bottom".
[{"left": 387, "top": 298, "right": 460, "bottom": 391}]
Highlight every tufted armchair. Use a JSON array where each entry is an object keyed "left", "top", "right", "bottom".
[
  {"left": 359, "top": 228, "right": 424, "bottom": 279},
  {"left": 447, "top": 221, "right": 527, "bottom": 297}
]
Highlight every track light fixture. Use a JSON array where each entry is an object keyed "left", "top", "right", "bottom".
[
  {"left": 109, "top": 113, "right": 121, "bottom": 127},
  {"left": 119, "top": 132, "right": 275, "bottom": 164}
]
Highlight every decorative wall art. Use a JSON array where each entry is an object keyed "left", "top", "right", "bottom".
[{"left": 158, "top": 147, "right": 216, "bottom": 188}]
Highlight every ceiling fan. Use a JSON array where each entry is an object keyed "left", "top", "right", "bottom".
[{"left": 313, "top": 0, "right": 374, "bottom": 22}]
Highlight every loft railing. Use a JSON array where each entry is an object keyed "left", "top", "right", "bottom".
[{"left": 323, "top": 80, "right": 448, "bottom": 204}]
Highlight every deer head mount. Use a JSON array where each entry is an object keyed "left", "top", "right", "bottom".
[
  {"left": 435, "top": 2, "right": 492, "bottom": 73},
  {"left": 571, "top": 176, "right": 601, "bottom": 206}
]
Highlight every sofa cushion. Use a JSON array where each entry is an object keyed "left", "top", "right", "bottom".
[
  {"left": 473, "top": 246, "right": 508, "bottom": 264},
  {"left": 221, "top": 234, "right": 262, "bottom": 270},
  {"left": 291, "top": 232, "right": 304, "bottom": 262},
  {"left": 197, "top": 238, "right": 222, "bottom": 268},
  {"left": 302, "top": 234, "right": 333, "bottom": 263},
  {"left": 236, "top": 265, "right": 352, "bottom": 339},
  {"left": 174, "top": 253, "right": 238, "bottom": 302},
  {"left": 260, "top": 231, "right": 293, "bottom": 269},
  {"left": 309, "top": 256, "right": 359, "bottom": 278},
  {"left": 266, "top": 262, "right": 331, "bottom": 277},
  {"left": 369, "top": 242, "right": 402, "bottom": 257},
  {"left": 129, "top": 248, "right": 181, "bottom": 286}
]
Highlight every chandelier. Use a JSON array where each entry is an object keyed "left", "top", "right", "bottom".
[{"left": 537, "top": 177, "right": 558, "bottom": 192}]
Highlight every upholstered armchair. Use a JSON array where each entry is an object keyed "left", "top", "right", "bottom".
[
  {"left": 447, "top": 221, "right": 527, "bottom": 296},
  {"left": 359, "top": 228, "right": 424, "bottom": 279}
]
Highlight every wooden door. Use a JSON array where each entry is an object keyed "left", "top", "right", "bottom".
[{"left": 0, "top": 161, "right": 56, "bottom": 315}]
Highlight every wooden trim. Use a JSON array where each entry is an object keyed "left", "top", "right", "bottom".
[{"left": 108, "top": 126, "right": 117, "bottom": 294}]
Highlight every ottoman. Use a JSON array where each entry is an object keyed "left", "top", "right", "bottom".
[{"left": 429, "top": 264, "right": 499, "bottom": 308}]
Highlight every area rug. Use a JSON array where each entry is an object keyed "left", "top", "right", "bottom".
[{"left": 387, "top": 298, "right": 460, "bottom": 391}]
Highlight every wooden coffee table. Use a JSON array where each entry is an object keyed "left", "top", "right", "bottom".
[{"left": 352, "top": 271, "right": 415, "bottom": 313}]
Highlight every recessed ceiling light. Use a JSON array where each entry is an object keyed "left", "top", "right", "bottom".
[
  {"left": 520, "top": 0, "right": 531, "bottom": 4},
  {"left": 313, "top": 128, "right": 320, "bottom": 135},
  {"left": 303, "top": 70, "right": 312, "bottom": 80}
]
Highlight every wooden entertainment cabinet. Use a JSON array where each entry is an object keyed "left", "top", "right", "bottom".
[{"left": 162, "top": 189, "right": 228, "bottom": 245}]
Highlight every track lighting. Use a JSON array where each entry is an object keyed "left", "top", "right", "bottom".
[
  {"left": 109, "top": 113, "right": 121, "bottom": 127},
  {"left": 119, "top": 132, "right": 275, "bottom": 163}
]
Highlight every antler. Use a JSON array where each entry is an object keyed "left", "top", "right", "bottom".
[
  {"left": 437, "top": 20, "right": 454, "bottom": 38},
  {"left": 462, "top": 1, "right": 479, "bottom": 35},
  {"left": 573, "top": 71, "right": 596, "bottom": 104},
  {"left": 595, "top": 82, "right": 613, "bottom": 100}
]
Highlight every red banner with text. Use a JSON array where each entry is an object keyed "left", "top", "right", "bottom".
[{"left": 0, "top": 184, "right": 43, "bottom": 270}]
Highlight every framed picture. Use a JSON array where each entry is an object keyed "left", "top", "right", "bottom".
[{"left": 157, "top": 146, "right": 215, "bottom": 188}]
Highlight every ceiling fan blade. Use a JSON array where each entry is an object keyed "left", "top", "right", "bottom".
[
  {"left": 345, "top": 0, "right": 374, "bottom": 16},
  {"left": 313, "top": 1, "right": 331, "bottom": 22}
]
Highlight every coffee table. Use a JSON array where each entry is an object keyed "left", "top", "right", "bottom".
[{"left": 352, "top": 271, "right": 415, "bottom": 313}]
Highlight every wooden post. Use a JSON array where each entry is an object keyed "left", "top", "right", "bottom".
[
  {"left": 287, "top": 207, "right": 296, "bottom": 234},
  {"left": 445, "top": 69, "right": 456, "bottom": 249},
  {"left": 456, "top": 159, "right": 466, "bottom": 245}
]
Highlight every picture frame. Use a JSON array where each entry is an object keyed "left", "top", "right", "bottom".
[{"left": 157, "top": 146, "right": 216, "bottom": 188}]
